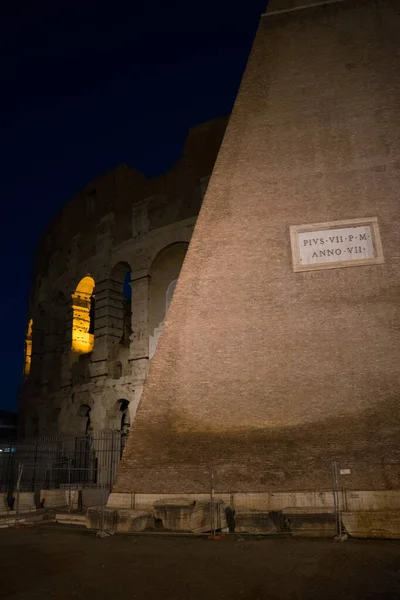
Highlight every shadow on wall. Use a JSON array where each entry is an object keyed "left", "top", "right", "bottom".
[{"left": 149, "top": 242, "right": 188, "bottom": 359}]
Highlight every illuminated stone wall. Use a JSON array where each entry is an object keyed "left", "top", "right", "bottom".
[
  {"left": 71, "top": 276, "right": 95, "bottom": 354},
  {"left": 114, "top": 0, "right": 400, "bottom": 494},
  {"left": 23, "top": 319, "right": 33, "bottom": 377},
  {"left": 19, "top": 117, "right": 227, "bottom": 437}
]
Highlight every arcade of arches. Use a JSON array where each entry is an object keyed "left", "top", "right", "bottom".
[
  {"left": 19, "top": 115, "right": 225, "bottom": 437},
  {"left": 21, "top": 240, "right": 189, "bottom": 436}
]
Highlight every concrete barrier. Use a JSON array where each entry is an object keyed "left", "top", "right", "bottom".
[
  {"left": 0, "top": 495, "right": 10, "bottom": 515},
  {"left": 100, "top": 489, "right": 400, "bottom": 538},
  {"left": 86, "top": 507, "right": 153, "bottom": 532},
  {"left": 153, "top": 498, "right": 227, "bottom": 533},
  {"left": 342, "top": 511, "right": 400, "bottom": 539},
  {"left": 40, "top": 490, "right": 67, "bottom": 509},
  {"left": 234, "top": 510, "right": 280, "bottom": 534},
  {"left": 13, "top": 492, "right": 36, "bottom": 513},
  {"left": 282, "top": 507, "right": 336, "bottom": 538}
]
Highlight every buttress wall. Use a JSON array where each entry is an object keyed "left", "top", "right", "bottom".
[{"left": 114, "top": 0, "right": 400, "bottom": 494}]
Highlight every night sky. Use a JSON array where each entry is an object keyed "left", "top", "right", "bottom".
[{"left": 0, "top": 1, "right": 266, "bottom": 413}]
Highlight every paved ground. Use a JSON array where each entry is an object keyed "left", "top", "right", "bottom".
[{"left": 0, "top": 526, "right": 400, "bottom": 599}]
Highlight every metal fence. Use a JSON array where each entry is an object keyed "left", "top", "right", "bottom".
[
  {"left": 0, "top": 431, "right": 123, "bottom": 506},
  {"left": 1, "top": 438, "right": 399, "bottom": 538}
]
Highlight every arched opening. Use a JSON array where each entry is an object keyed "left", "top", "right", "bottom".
[
  {"left": 24, "top": 318, "right": 33, "bottom": 377},
  {"left": 71, "top": 276, "right": 95, "bottom": 354},
  {"left": 118, "top": 399, "right": 130, "bottom": 456},
  {"left": 107, "top": 262, "right": 132, "bottom": 350},
  {"left": 121, "top": 269, "right": 132, "bottom": 347},
  {"left": 149, "top": 242, "right": 188, "bottom": 359},
  {"left": 77, "top": 404, "right": 92, "bottom": 434}
]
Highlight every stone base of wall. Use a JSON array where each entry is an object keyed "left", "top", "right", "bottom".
[
  {"left": 104, "top": 489, "right": 400, "bottom": 538},
  {"left": 86, "top": 507, "right": 153, "bottom": 532},
  {"left": 153, "top": 498, "right": 227, "bottom": 533},
  {"left": 108, "top": 489, "right": 400, "bottom": 512}
]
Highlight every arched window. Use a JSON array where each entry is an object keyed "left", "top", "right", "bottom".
[
  {"left": 24, "top": 318, "right": 33, "bottom": 377},
  {"left": 71, "top": 276, "right": 95, "bottom": 354}
]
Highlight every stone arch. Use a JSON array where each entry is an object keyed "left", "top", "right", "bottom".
[
  {"left": 94, "top": 262, "right": 133, "bottom": 358},
  {"left": 77, "top": 404, "right": 92, "bottom": 434},
  {"left": 113, "top": 399, "right": 130, "bottom": 432},
  {"left": 146, "top": 230, "right": 192, "bottom": 265},
  {"left": 110, "top": 261, "right": 132, "bottom": 349},
  {"left": 71, "top": 276, "right": 95, "bottom": 354},
  {"left": 117, "top": 399, "right": 130, "bottom": 456},
  {"left": 149, "top": 242, "right": 188, "bottom": 359},
  {"left": 24, "top": 318, "right": 33, "bottom": 377},
  {"left": 106, "top": 398, "right": 130, "bottom": 430}
]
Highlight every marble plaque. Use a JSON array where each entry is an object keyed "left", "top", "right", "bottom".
[{"left": 290, "top": 217, "right": 384, "bottom": 272}]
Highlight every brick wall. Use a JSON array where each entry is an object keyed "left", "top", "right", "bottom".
[{"left": 115, "top": 0, "right": 400, "bottom": 493}]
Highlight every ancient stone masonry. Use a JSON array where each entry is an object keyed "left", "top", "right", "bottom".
[
  {"left": 19, "top": 117, "right": 228, "bottom": 437},
  {"left": 114, "top": 0, "right": 400, "bottom": 495}
]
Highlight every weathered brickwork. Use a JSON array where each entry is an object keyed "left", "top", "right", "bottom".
[
  {"left": 19, "top": 117, "right": 227, "bottom": 436},
  {"left": 115, "top": 0, "right": 400, "bottom": 493}
]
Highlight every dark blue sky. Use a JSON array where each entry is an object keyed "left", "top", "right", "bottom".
[{"left": 0, "top": 1, "right": 266, "bottom": 412}]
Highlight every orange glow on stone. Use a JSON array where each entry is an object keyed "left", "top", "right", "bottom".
[
  {"left": 24, "top": 318, "right": 33, "bottom": 376},
  {"left": 71, "top": 276, "right": 95, "bottom": 354}
]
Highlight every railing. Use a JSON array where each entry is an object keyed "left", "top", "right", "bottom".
[
  {"left": 0, "top": 431, "right": 123, "bottom": 499},
  {"left": 1, "top": 439, "right": 399, "bottom": 538}
]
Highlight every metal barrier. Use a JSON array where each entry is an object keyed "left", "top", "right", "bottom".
[
  {"left": 0, "top": 431, "right": 122, "bottom": 502},
  {"left": 2, "top": 442, "right": 400, "bottom": 538}
]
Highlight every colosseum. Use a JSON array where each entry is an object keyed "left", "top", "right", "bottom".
[
  {"left": 19, "top": 117, "right": 228, "bottom": 440},
  {"left": 10, "top": 0, "right": 400, "bottom": 538}
]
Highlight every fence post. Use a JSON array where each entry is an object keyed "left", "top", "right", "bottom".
[
  {"left": 210, "top": 467, "right": 215, "bottom": 538},
  {"left": 67, "top": 458, "right": 72, "bottom": 513},
  {"left": 99, "top": 482, "right": 107, "bottom": 535},
  {"left": 31, "top": 439, "right": 39, "bottom": 492},
  {"left": 16, "top": 463, "right": 24, "bottom": 522},
  {"left": 6, "top": 437, "right": 14, "bottom": 508},
  {"left": 331, "top": 461, "right": 346, "bottom": 541}
]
